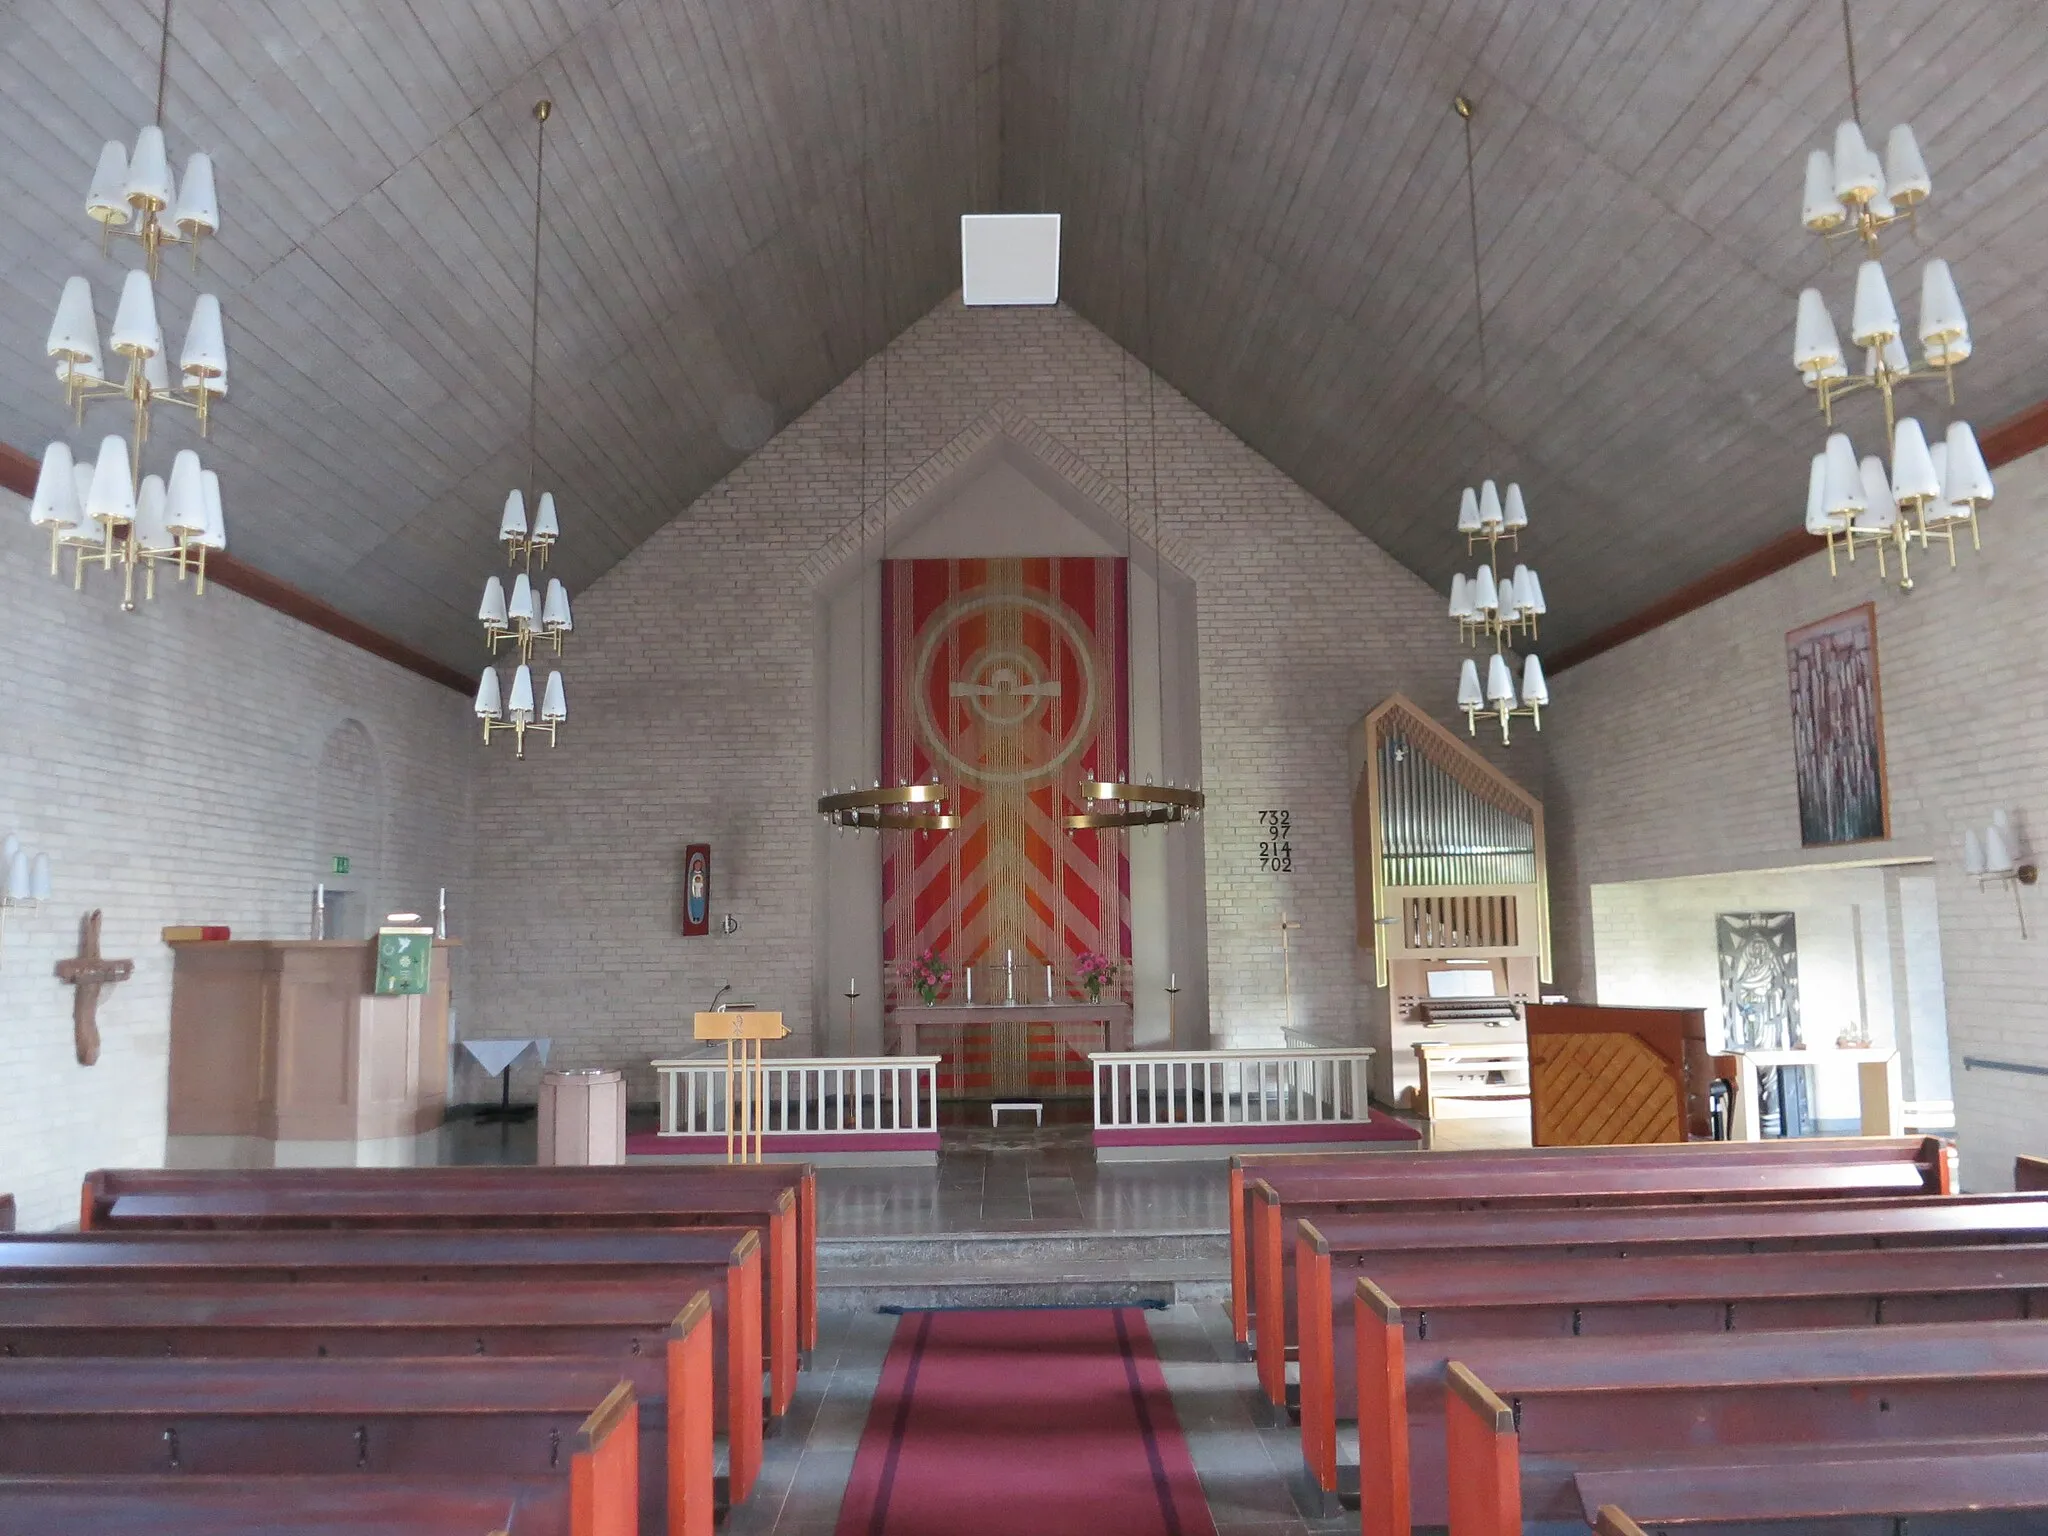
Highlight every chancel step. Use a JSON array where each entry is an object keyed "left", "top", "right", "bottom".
[{"left": 816, "top": 1229, "right": 1227, "bottom": 1313}]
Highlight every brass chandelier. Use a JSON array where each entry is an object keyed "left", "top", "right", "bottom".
[
  {"left": 1064, "top": 75, "right": 1204, "bottom": 833},
  {"left": 817, "top": 73, "right": 953, "bottom": 835},
  {"left": 1794, "top": 0, "right": 1992, "bottom": 590}
]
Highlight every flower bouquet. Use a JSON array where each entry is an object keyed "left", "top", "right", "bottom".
[
  {"left": 1075, "top": 949, "right": 1119, "bottom": 1002},
  {"left": 904, "top": 949, "right": 951, "bottom": 1005}
]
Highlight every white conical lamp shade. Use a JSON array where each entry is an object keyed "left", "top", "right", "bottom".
[
  {"left": 1485, "top": 653, "right": 1517, "bottom": 706},
  {"left": 142, "top": 345, "right": 171, "bottom": 395},
  {"left": 1448, "top": 573, "right": 1470, "bottom": 620},
  {"left": 479, "top": 575, "right": 508, "bottom": 626},
  {"left": 1985, "top": 822, "right": 2016, "bottom": 875},
  {"left": 85, "top": 436, "right": 135, "bottom": 526},
  {"left": 507, "top": 664, "right": 536, "bottom": 720},
  {"left": 180, "top": 294, "right": 227, "bottom": 378},
  {"left": 47, "top": 276, "right": 100, "bottom": 364},
  {"left": 173, "top": 152, "right": 219, "bottom": 235},
  {"left": 532, "top": 492, "right": 559, "bottom": 540},
  {"left": 1884, "top": 124, "right": 1930, "bottom": 205},
  {"left": 86, "top": 140, "right": 131, "bottom": 225},
  {"left": 1945, "top": 421, "right": 1994, "bottom": 505},
  {"left": 1472, "top": 565, "right": 1499, "bottom": 612},
  {"left": 474, "top": 666, "right": 503, "bottom": 720},
  {"left": 541, "top": 671, "right": 567, "bottom": 722},
  {"left": 1503, "top": 483, "right": 1528, "bottom": 529},
  {"left": 126, "top": 125, "right": 174, "bottom": 209},
  {"left": 1889, "top": 418, "right": 1941, "bottom": 504},
  {"left": 29, "top": 853, "right": 50, "bottom": 902},
  {"left": 1520, "top": 653, "right": 1549, "bottom": 706},
  {"left": 1793, "top": 288, "right": 1842, "bottom": 373},
  {"left": 1918, "top": 257, "right": 1968, "bottom": 349},
  {"left": 164, "top": 450, "right": 206, "bottom": 535},
  {"left": 1520, "top": 568, "right": 1546, "bottom": 615},
  {"left": 1856, "top": 456, "right": 1897, "bottom": 529},
  {"left": 507, "top": 572, "right": 536, "bottom": 624},
  {"left": 30, "top": 442, "right": 80, "bottom": 529},
  {"left": 1833, "top": 120, "right": 1881, "bottom": 203},
  {"left": 1822, "top": 433, "right": 1865, "bottom": 517},
  {"left": 1477, "top": 479, "right": 1503, "bottom": 528},
  {"left": 541, "top": 578, "right": 572, "bottom": 631},
  {"left": 134, "top": 473, "right": 175, "bottom": 552},
  {"left": 1496, "top": 573, "right": 1518, "bottom": 615},
  {"left": 198, "top": 469, "right": 226, "bottom": 549},
  {"left": 1802, "top": 148, "right": 1846, "bottom": 231},
  {"left": 1963, "top": 827, "right": 1986, "bottom": 876},
  {"left": 1850, "top": 261, "right": 1899, "bottom": 347},
  {"left": 499, "top": 489, "right": 528, "bottom": 541},
  {"left": 4, "top": 852, "right": 27, "bottom": 902},
  {"left": 71, "top": 464, "right": 96, "bottom": 527},
  {"left": 1456, "top": 488, "right": 1480, "bottom": 533},
  {"left": 109, "top": 270, "right": 161, "bottom": 357},
  {"left": 1804, "top": 452, "right": 1834, "bottom": 534},
  {"left": 1456, "top": 658, "right": 1483, "bottom": 709}
]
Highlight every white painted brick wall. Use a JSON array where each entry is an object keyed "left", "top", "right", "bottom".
[
  {"left": 0, "top": 498, "right": 477, "bottom": 1231},
  {"left": 1544, "top": 445, "right": 2048, "bottom": 1189},
  {"left": 469, "top": 296, "right": 1528, "bottom": 1095}
]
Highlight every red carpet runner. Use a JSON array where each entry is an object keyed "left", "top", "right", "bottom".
[{"left": 834, "top": 1307, "right": 1217, "bottom": 1536}]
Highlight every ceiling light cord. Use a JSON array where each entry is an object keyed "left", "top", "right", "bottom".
[
  {"left": 154, "top": 0, "right": 173, "bottom": 126},
  {"left": 1139, "top": 78, "right": 1169, "bottom": 786},
  {"left": 1458, "top": 95, "right": 1487, "bottom": 395},
  {"left": 1841, "top": 0, "right": 1861, "bottom": 125},
  {"left": 528, "top": 101, "right": 549, "bottom": 499}
]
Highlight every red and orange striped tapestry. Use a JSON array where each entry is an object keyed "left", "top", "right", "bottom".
[{"left": 881, "top": 558, "right": 1132, "bottom": 1093}]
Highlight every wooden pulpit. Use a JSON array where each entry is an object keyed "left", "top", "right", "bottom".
[{"left": 693, "top": 1010, "right": 787, "bottom": 1163}]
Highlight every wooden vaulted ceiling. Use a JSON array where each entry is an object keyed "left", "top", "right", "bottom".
[{"left": 2, "top": 2, "right": 2045, "bottom": 669}]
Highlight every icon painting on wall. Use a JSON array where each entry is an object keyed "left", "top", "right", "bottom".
[
  {"left": 1716, "top": 911, "right": 1802, "bottom": 1051},
  {"left": 681, "top": 844, "right": 711, "bottom": 937}
]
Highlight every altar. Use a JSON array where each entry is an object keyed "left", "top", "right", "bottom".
[{"left": 891, "top": 1003, "right": 1134, "bottom": 1100}]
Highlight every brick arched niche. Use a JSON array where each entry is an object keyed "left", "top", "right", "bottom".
[
  {"left": 808, "top": 418, "right": 1209, "bottom": 1057},
  {"left": 312, "top": 718, "right": 386, "bottom": 940}
]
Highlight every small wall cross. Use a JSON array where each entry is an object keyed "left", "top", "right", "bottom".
[{"left": 55, "top": 909, "right": 133, "bottom": 1066}]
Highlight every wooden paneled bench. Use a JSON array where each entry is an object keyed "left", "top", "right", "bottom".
[
  {"left": 0, "top": 1360, "right": 642, "bottom": 1536},
  {"left": 1321, "top": 1245, "right": 2048, "bottom": 1518},
  {"left": 82, "top": 1179, "right": 802, "bottom": 1421},
  {"left": 0, "top": 1280, "right": 724, "bottom": 1531},
  {"left": 0, "top": 1227, "right": 764, "bottom": 1505},
  {"left": 0, "top": 1475, "right": 572, "bottom": 1535},
  {"left": 1439, "top": 1322, "right": 2048, "bottom": 1536},
  {"left": 1229, "top": 1136, "right": 1954, "bottom": 1349},
  {"left": 1256, "top": 1180, "right": 2010, "bottom": 1414},
  {"left": 1581, "top": 1439, "right": 2048, "bottom": 1535},
  {"left": 81, "top": 1165, "right": 819, "bottom": 1358}
]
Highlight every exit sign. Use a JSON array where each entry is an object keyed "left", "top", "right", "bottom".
[{"left": 331, "top": 856, "right": 351, "bottom": 875}]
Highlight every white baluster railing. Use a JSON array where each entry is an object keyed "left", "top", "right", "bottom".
[
  {"left": 1089, "top": 1048, "right": 1376, "bottom": 1130},
  {"left": 651, "top": 1054, "right": 941, "bottom": 1138}
]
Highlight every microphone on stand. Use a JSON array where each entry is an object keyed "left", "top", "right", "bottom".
[{"left": 711, "top": 983, "right": 732, "bottom": 1011}]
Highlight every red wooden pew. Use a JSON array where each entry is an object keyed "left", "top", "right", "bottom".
[{"left": 0, "top": 1475, "right": 569, "bottom": 1535}]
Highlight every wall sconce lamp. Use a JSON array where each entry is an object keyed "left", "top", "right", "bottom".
[
  {"left": 1963, "top": 809, "right": 2036, "bottom": 936},
  {"left": 0, "top": 833, "right": 54, "bottom": 967}
]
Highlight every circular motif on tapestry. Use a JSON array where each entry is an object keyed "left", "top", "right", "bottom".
[{"left": 912, "top": 589, "right": 1100, "bottom": 786}]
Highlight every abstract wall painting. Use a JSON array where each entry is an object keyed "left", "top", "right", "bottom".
[{"left": 1786, "top": 603, "right": 1889, "bottom": 847}]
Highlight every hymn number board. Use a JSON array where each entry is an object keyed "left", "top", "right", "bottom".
[{"left": 1258, "top": 809, "right": 1293, "bottom": 874}]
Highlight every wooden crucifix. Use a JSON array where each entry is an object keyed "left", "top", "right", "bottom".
[{"left": 55, "top": 910, "right": 132, "bottom": 1066}]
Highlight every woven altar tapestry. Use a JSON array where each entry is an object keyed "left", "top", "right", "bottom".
[{"left": 882, "top": 557, "right": 1132, "bottom": 1092}]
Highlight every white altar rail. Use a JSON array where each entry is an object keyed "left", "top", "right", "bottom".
[
  {"left": 1090, "top": 1048, "right": 1376, "bottom": 1129},
  {"left": 652, "top": 1054, "right": 941, "bottom": 1137}
]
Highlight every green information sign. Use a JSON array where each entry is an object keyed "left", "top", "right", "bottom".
[
  {"left": 331, "top": 855, "right": 351, "bottom": 875},
  {"left": 373, "top": 928, "right": 434, "bottom": 996}
]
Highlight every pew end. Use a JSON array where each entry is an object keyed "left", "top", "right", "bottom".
[
  {"left": 2019, "top": 1155, "right": 2048, "bottom": 1194},
  {"left": 1355, "top": 1277, "right": 1409, "bottom": 1536},
  {"left": 571, "top": 1381, "right": 639, "bottom": 1536},
  {"left": 666, "top": 1292, "right": 715, "bottom": 1536},
  {"left": 1443, "top": 1362, "right": 1520, "bottom": 1536},
  {"left": 1250, "top": 1180, "right": 1288, "bottom": 1414},
  {"left": 1593, "top": 1506, "right": 1650, "bottom": 1536}
]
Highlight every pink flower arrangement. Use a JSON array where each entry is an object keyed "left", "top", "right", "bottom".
[
  {"left": 904, "top": 948, "right": 951, "bottom": 1004},
  {"left": 1075, "top": 949, "right": 1119, "bottom": 1000}
]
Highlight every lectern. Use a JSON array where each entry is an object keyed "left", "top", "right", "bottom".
[{"left": 693, "top": 1010, "right": 787, "bottom": 1163}]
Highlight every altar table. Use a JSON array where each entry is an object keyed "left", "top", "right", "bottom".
[{"left": 891, "top": 1003, "right": 1134, "bottom": 1099}]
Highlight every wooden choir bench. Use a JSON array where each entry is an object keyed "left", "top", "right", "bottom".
[
  {"left": 1229, "top": 1136, "right": 1954, "bottom": 1350},
  {"left": 0, "top": 1226, "right": 764, "bottom": 1510},
  {"left": 0, "top": 1362, "right": 642, "bottom": 1536},
  {"left": 1410, "top": 1042, "right": 1529, "bottom": 1119},
  {"left": 1442, "top": 1322, "right": 2048, "bottom": 1536},
  {"left": 82, "top": 1177, "right": 803, "bottom": 1421},
  {"left": 82, "top": 1162, "right": 819, "bottom": 1357},
  {"left": 0, "top": 1475, "right": 572, "bottom": 1535},
  {"left": 1335, "top": 1247, "right": 2048, "bottom": 1530}
]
